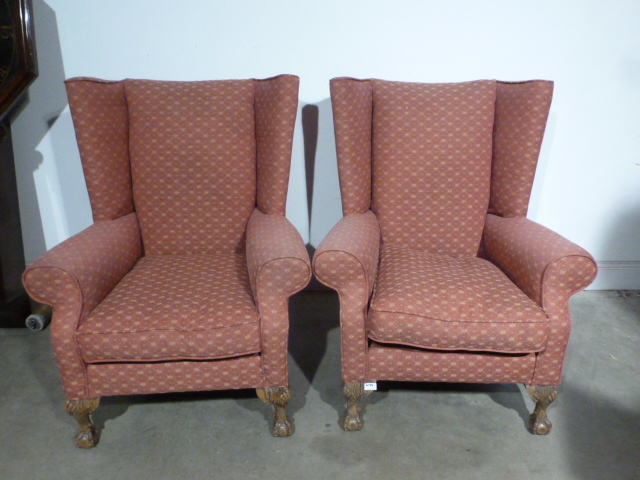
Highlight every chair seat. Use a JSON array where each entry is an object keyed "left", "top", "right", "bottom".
[
  {"left": 368, "top": 245, "right": 550, "bottom": 353},
  {"left": 77, "top": 254, "right": 261, "bottom": 362}
]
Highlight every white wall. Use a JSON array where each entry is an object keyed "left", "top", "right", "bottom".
[{"left": 12, "top": 0, "right": 640, "bottom": 289}]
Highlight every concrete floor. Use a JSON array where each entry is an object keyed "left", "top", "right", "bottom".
[{"left": 1, "top": 290, "right": 639, "bottom": 480}]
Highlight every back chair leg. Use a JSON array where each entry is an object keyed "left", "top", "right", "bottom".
[
  {"left": 525, "top": 385, "right": 558, "bottom": 435},
  {"left": 343, "top": 382, "right": 372, "bottom": 431},
  {"left": 65, "top": 398, "right": 101, "bottom": 448},
  {"left": 257, "top": 387, "right": 294, "bottom": 437}
]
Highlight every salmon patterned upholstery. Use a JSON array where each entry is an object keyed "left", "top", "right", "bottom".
[
  {"left": 367, "top": 343, "right": 536, "bottom": 384},
  {"left": 490, "top": 81, "right": 554, "bottom": 217},
  {"left": 246, "top": 208, "right": 313, "bottom": 385},
  {"left": 371, "top": 80, "right": 496, "bottom": 256},
  {"left": 368, "top": 244, "right": 550, "bottom": 354},
  {"left": 76, "top": 254, "right": 261, "bottom": 362},
  {"left": 126, "top": 79, "right": 256, "bottom": 255},
  {"left": 314, "top": 77, "right": 596, "bottom": 395},
  {"left": 313, "top": 211, "right": 380, "bottom": 383},
  {"left": 329, "top": 78, "right": 373, "bottom": 215},
  {"left": 255, "top": 75, "right": 300, "bottom": 215},
  {"left": 65, "top": 79, "right": 133, "bottom": 221},
  {"left": 23, "top": 75, "right": 310, "bottom": 402}
]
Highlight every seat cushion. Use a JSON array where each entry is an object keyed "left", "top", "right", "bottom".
[
  {"left": 368, "top": 245, "right": 549, "bottom": 353},
  {"left": 77, "top": 254, "right": 260, "bottom": 362}
]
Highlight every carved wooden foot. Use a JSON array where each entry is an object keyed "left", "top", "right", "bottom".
[
  {"left": 526, "top": 385, "right": 558, "bottom": 435},
  {"left": 65, "top": 398, "right": 101, "bottom": 448},
  {"left": 343, "top": 383, "right": 372, "bottom": 431},
  {"left": 257, "top": 387, "right": 294, "bottom": 437}
]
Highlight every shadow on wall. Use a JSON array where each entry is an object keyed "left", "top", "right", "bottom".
[
  {"left": 301, "top": 98, "right": 343, "bottom": 290},
  {"left": 11, "top": 0, "right": 91, "bottom": 265},
  {"left": 307, "top": 98, "right": 342, "bottom": 249}
]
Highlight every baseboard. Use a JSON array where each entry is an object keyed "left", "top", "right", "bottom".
[{"left": 588, "top": 261, "right": 640, "bottom": 290}]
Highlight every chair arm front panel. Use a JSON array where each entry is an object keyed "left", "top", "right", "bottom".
[
  {"left": 483, "top": 214, "right": 597, "bottom": 385},
  {"left": 246, "top": 208, "right": 311, "bottom": 386},
  {"left": 313, "top": 211, "right": 381, "bottom": 383},
  {"left": 22, "top": 213, "right": 142, "bottom": 399}
]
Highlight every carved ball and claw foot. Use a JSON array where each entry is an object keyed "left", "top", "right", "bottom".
[
  {"left": 257, "top": 387, "right": 294, "bottom": 437},
  {"left": 343, "top": 383, "right": 372, "bottom": 431},
  {"left": 526, "top": 385, "right": 558, "bottom": 435},
  {"left": 65, "top": 398, "right": 101, "bottom": 448}
]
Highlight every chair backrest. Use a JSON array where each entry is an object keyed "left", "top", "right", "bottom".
[
  {"left": 66, "top": 75, "right": 299, "bottom": 255},
  {"left": 330, "top": 77, "right": 553, "bottom": 257}
]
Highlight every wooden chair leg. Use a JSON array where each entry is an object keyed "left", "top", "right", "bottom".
[
  {"left": 257, "top": 387, "right": 294, "bottom": 437},
  {"left": 343, "top": 382, "right": 372, "bottom": 431},
  {"left": 525, "top": 385, "right": 558, "bottom": 435},
  {"left": 65, "top": 398, "right": 101, "bottom": 448}
]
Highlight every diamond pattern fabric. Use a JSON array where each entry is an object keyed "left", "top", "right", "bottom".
[
  {"left": 367, "top": 343, "right": 536, "bottom": 384},
  {"left": 66, "top": 78, "right": 133, "bottom": 221},
  {"left": 87, "top": 355, "right": 265, "bottom": 397},
  {"left": 246, "top": 208, "right": 313, "bottom": 386},
  {"left": 23, "top": 213, "right": 142, "bottom": 398},
  {"left": 314, "top": 77, "right": 597, "bottom": 392},
  {"left": 23, "top": 75, "right": 309, "bottom": 403},
  {"left": 255, "top": 75, "right": 300, "bottom": 215},
  {"left": 490, "top": 81, "right": 554, "bottom": 217},
  {"left": 483, "top": 214, "right": 597, "bottom": 385},
  {"left": 313, "top": 211, "right": 381, "bottom": 383},
  {"left": 371, "top": 79, "right": 496, "bottom": 256},
  {"left": 126, "top": 79, "right": 257, "bottom": 255},
  {"left": 368, "top": 244, "right": 550, "bottom": 353},
  {"left": 329, "top": 78, "right": 373, "bottom": 215},
  {"left": 76, "top": 254, "right": 260, "bottom": 362}
]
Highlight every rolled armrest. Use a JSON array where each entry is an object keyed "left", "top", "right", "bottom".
[
  {"left": 23, "top": 213, "right": 142, "bottom": 318},
  {"left": 483, "top": 214, "right": 597, "bottom": 309},
  {"left": 246, "top": 208, "right": 311, "bottom": 300},
  {"left": 245, "top": 208, "right": 311, "bottom": 386},
  {"left": 313, "top": 210, "right": 380, "bottom": 303},
  {"left": 313, "top": 210, "right": 380, "bottom": 384}
]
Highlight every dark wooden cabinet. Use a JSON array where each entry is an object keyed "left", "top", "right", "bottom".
[{"left": 0, "top": 0, "right": 36, "bottom": 327}]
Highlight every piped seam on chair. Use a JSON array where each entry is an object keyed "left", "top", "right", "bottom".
[
  {"left": 81, "top": 349, "right": 262, "bottom": 364},
  {"left": 368, "top": 307, "right": 550, "bottom": 325},
  {"left": 76, "top": 320, "right": 260, "bottom": 336},
  {"left": 366, "top": 335, "right": 546, "bottom": 355},
  {"left": 65, "top": 77, "right": 124, "bottom": 84}
]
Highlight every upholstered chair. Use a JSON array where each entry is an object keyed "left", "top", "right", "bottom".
[
  {"left": 23, "top": 75, "right": 311, "bottom": 447},
  {"left": 313, "top": 78, "right": 597, "bottom": 435}
]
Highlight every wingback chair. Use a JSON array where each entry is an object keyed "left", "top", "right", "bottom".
[
  {"left": 313, "top": 78, "right": 597, "bottom": 435},
  {"left": 23, "top": 75, "right": 311, "bottom": 447}
]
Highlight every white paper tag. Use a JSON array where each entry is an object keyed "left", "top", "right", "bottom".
[{"left": 364, "top": 382, "right": 377, "bottom": 391}]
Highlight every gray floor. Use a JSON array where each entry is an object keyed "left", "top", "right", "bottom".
[{"left": 1, "top": 290, "right": 639, "bottom": 480}]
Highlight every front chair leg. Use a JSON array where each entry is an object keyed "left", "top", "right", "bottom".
[
  {"left": 343, "top": 382, "right": 372, "bottom": 431},
  {"left": 256, "top": 387, "right": 294, "bottom": 437},
  {"left": 65, "top": 398, "right": 101, "bottom": 448},
  {"left": 525, "top": 385, "right": 558, "bottom": 435}
]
